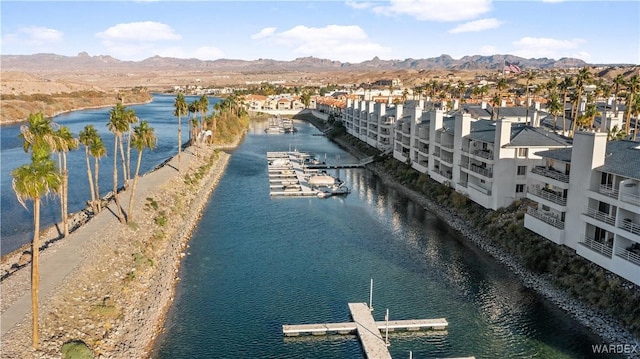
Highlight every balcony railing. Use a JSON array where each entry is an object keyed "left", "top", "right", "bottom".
[
  {"left": 441, "top": 155, "right": 454, "bottom": 164},
  {"left": 440, "top": 142, "right": 454, "bottom": 149},
  {"left": 527, "top": 185, "right": 567, "bottom": 206},
  {"left": 615, "top": 246, "right": 640, "bottom": 266},
  {"left": 598, "top": 184, "right": 619, "bottom": 199},
  {"left": 621, "top": 192, "right": 640, "bottom": 206},
  {"left": 526, "top": 207, "right": 565, "bottom": 229},
  {"left": 584, "top": 207, "right": 616, "bottom": 226},
  {"left": 620, "top": 219, "right": 640, "bottom": 236},
  {"left": 469, "top": 164, "right": 493, "bottom": 178},
  {"left": 531, "top": 166, "right": 570, "bottom": 183},
  {"left": 469, "top": 182, "right": 492, "bottom": 195},
  {"left": 472, "top": 149, "right": 494, "bottom": 160},
  {"left": 580, "top": 235, "right": 613, "bottom": 258}
]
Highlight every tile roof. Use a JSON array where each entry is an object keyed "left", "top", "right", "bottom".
[
  {"left": 595, "top": 140, "right": 640, "bottom": 180},
  {"left": 462, "top": 120, "right": 572, "bottom": 147}
]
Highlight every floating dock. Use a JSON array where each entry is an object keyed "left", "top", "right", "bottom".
[{"left": 283, "top": 302, "right": 448, "bottom": 359}]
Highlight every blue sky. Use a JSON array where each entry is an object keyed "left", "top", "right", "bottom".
[{"left": 2, "top": 1, "right": 639, "bottom": 64}]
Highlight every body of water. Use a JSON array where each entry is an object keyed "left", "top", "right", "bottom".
[
  {"left": 152, "top": 121, "right": 614, "bottom": 358},
  {"left": 0, "top": 94, "right": 217, "bottom": 255}
]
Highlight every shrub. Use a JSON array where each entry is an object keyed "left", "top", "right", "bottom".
[{"left": 61, "top": 340, "right": 94, "bottom": 359}]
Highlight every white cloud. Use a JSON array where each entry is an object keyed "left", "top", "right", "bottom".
[
  {"left": 370, "top": 0, "right": 492, "bottom": 22},
  {"left": 449, "top": 18, "right": 502, "bottom": 33},
  {"left": 96, "top": 21, "right": 181, "bottom": 42},
  {"left": 254, "top": 24, "right": 390, "bottom": 62},
  {"left": 20, "top": 26, "right": 63, "bottom": 44},
  {"left": 512, "top": 36, "right": 587, "bottom": 59},
  {"left": 345, "top": 1, "right": 376, "bottom": 10},
  {"left": 541, "top": 0, "right": 566, "bottom": 3},
  {"left": 251, "top": 27, "right": 277, "bottom": 40}
]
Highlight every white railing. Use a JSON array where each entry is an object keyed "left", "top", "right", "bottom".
[
  {"left": 441, "top": 155, "right": 453, "bottom": 164},
  {"left": 472, "top": 149, "right": 494, "bottom": 160},
  {"left": 531, "top": 166, "right": 570, "bottom": 183},
  {"left": 598, "top": 184, "right": 619, "bottom": 199},
  {"left": 584, "top": 207, "right": 616, "bottom": 226},
  {"left": 528, "top": 185, "right": 567, "bottom": 206},
  {"left": 620, "top": 220, "right": 640, "bottom": 236},
  {"left": 580, "top": 235, "right": 613, "bottom": 258},
  {"left": 615, "top": 246, "right": 640, "bottom": 266},
  {"left": 469, "top": 182, "right": 492, "bottom": 196},
  {"left": 441, "top": 142, "right": 454, "bottom": 149},
  {"left": 526, "top": 207, "right": 565, "bottom": 229},
  {"left": 469, "top": 164, "right": 493, "bottom": 178}
]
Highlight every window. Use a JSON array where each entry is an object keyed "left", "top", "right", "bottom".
[
  {"left": 517, "top": 148, "right": 528, "bottom": 157},
  {"left": 516, "top": 184, "right": 525, "bottom": 193},
  {"left": 517, "top": 165, "right": 527, "bottom": 176}
]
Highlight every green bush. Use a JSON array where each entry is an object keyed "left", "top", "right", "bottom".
[{"left": 61, "top": 340, "right": 94, "bottom": 359}]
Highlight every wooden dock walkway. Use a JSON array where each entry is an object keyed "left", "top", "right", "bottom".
[{"left": 283, "top": 302, "right": 449, "bottom": 359}]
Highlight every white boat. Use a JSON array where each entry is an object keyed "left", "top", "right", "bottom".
[
  {"left": 308, "top": 174, "right": 339, "bottom": 187},
  {"left": 269, "top": 158, "right": 290, "bottom": 167}
]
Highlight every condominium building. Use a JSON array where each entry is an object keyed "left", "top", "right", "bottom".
[
  {"left": 343, "top": 98, "right": 640, "bottom": 285},
  {"left": 526, "top": 132, "right": 640, "bottom": 285}
]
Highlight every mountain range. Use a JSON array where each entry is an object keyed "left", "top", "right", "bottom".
[{"left": 1, "top": 52, "right": 607, "bottom": 73}]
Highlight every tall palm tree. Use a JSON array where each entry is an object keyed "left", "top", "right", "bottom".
[
  {"left": 457, "top": 80, "right": 466, "bottom": 111},
  {"left": 188, "top": 100, "right": 198, "bottom": 145},
  {"left": 123, "top": 107, "right": 138, "bottom": 186},
  {"left": 606, "top": 125, "right": 627, "bottom": 141},
  {"left": 174, "top": 93, "right": 188, "bottom": 172},
  {"left": 559, "top": 76, "right": 574, "bottom": 135},
  {"left": 52, "top": 126, "right": 78, "bottom": 237},
  {"left": 524, "top": 71, "right": 536, "bottom": 125},
  {"left": 491, "top": 93, "right": 501, "bottom": 120},
  {"left": 127, "top": 121, "right": 157, "bottom": 222},
  {"left": 547, "top": 92, "right": 563, "bottom": 134},
  {"left": 496, "top": 78, "right": 508, "bottom": 104},
  {"left": 90, "top": 138, "right": 106, "bottom": 213},
  {"left": 613, "top": 73, "right": 626, "bottom": 118},
  {"left": 107, "top": 103, "right": 130, "bottom": 223},
  {"left": 13, "top": 114, "right": 62, "bottom": 349},
  {"left": 79, "top": 125, "right": 101, "bottom": 213},
  {"left": 623, "top": 75, "right": 640, "bottom": 135},
  {"left": 12, "top": 158, "right": 61, "bottom": 349},
  {"left": 571, "top": 67, "right": 593, "bottom": 128}
]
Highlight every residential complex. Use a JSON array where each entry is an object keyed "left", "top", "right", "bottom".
[{"left": 342, "top": 98, "right": 640, "bottom": 285}]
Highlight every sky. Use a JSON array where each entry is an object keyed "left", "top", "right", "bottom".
[{"left": 1, "top": 0, "right": 639, "bottom": 65}]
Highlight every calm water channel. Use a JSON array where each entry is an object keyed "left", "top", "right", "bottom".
[{"left": 152, "top": 120, "right": 615, "bottom": 358}]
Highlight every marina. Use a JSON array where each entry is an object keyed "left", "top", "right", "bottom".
[
  {"left": 267, "top": 151, "right": 353, "bottom": 198},
  {"left": 264, "top": 115, "right": 297, "bottom": 133}
]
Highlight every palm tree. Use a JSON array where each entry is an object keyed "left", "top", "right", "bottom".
[
  {"left": 52, "top": 126, "right": 78, "bottom": 236},
  {"left": 559, "top": 76, "right": 574, "bottom": 135},
  {"left": 547, "top": 92, "right": 563, "bottom": 134},
  {"left": 571, "top": 67, "right": 593, "bottom": 128},
  {"left": 613, "top": 73, "right": 626, "bottom": 118},
  {"left": 123, "top": 107, "right": 138, "bottom": 186},
  {"left": 623, "top": 75, "right": 640, "bottom": 135},
  {"left": 188, "top": 100, "right": 198, "bottom": 145},
  {"left": 496, "top": 78, "right": 508, "bottom": 103},
  {"left": 584, "top": 102, "right": 599, "bottom": 130},
  {"left": 13, "top": 115, "right": 62, "bottom": 349},
  {"left": 174, "top": 93, "right": 188, "bottom": 172},
  {"left": 491, "top": 93, "right": 501, "bottom": 120},
  {"left": 127, "top": 121, "right": 157, "bottom": 222},
  {"left": 90, "top": 138, "right": 106, "bottom": 213},
  {"left": 457, "top": 80, "right": 466, "bottom": 111},
  {"left": 606, "top": 125, "right": 627, "bottom": 141},
  {"left": 630, "top": 90, "right": 640, "bottom": 141},
  {"left": 198, "top": 94, "right": 209, "bottom": 136},
  {"left": 79, "top": 125, "right": 100, "bottom": 213},
  {"left": 524, "top": 71, "right": 536, "bottom": 125},
  {"left": 107, "top": 103, "right": 130, "bottom": 223}
]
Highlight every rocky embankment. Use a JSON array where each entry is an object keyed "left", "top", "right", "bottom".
[{"left": 0, "top": 143, "right": 234, "bottom": 358}]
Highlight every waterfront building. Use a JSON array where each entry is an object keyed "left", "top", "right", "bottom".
[
  {"left": 526, "top": 132, "right": 640, "bottom": 285},
  {"left": 343, "top": 97, "right": 639, "bottom": 286}
]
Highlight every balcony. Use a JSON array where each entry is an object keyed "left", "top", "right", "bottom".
[
  {"left": 472, "top": 149, "right": 494, "bottom": 160},
  {"left": 621, "top": 192, "right": 640, "bottom": 206},
  {"left": 580, "top": 235, "right": 613, "bottom": 258},
  {"left": 469, "top": 164, "right": 493, "bottom": 178},
  {"left": 620, "top": 219, "right": 640, "bottom": 236},
  {"left": 469, "top": 182, "right": 492, "bottom": 195},
  {"left": 583, "top": 207, "right": 616, "bottom": 226},
  {"left": 527, "top": 185, "right": 567, "bottom": 206},
  {"left": 615, "top": 246, "right": 640, "bottom": 266},
  {"left": 440, "top": 142, "right": 454, "bottom": 149},
  {"left": 441, "top": 154, "right": 453, "bottom": 164},
  {"left": 526, "top": 207, "right": 564, "bottom": 229},
  {"left": 598, "top": 184, "right": 619, "bottom": 199},
  {"left": 531, "top": 166, "right": 569, "bottom": 183}
]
